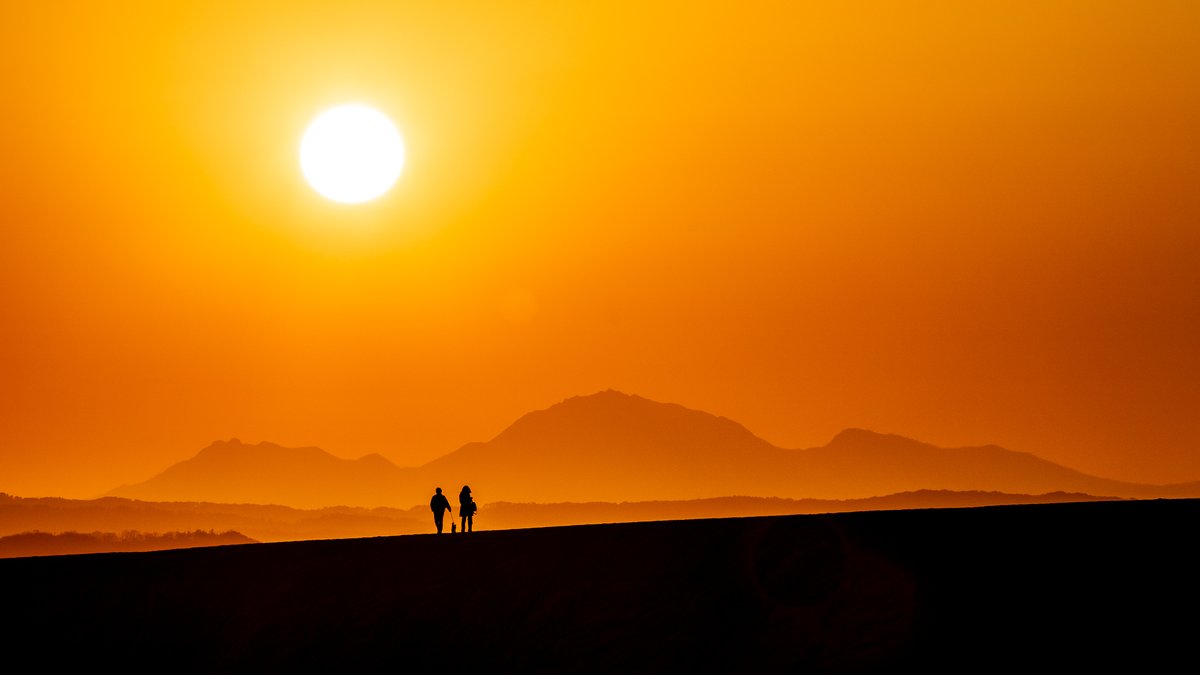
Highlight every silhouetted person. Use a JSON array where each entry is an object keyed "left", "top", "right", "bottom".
[
  {"left": 463, "top": 497, "right": 478, "bottom": 532},
  {"left": 459, "top": 485, "right": 477, "bottom": 533},
  {"left": 430, "top": 487, "right": 452, "bottom": 534}
]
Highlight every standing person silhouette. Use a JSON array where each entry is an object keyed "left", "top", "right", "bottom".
[
  {"left": 430, "top": 487, "right": 452, "bottom": 534},
  {"left": 459, "top": 485, "right": 476, "bottom": 533}
]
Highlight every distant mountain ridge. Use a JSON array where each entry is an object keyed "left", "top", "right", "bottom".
[
  {"left": 2, "top": 490, "right": 1120, "bottom": 545},
  {"left": 108, "top": 439, "right": 413, "bottom": 509},
  {"left": 107, "top": 390, "right": 1200, "bottom": 508}
]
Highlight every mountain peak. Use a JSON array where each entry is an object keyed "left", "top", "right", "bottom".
[
  {"left": 110, "top": 439, "right": 410, "bottom": 509},
  {"left": 195, "top": 439, "right": 319, "bottom": 458},
  {"left": 829, "top": 428, "right": 888, "bottom": 445},
  {"left": 559, "top": 389, "right": 645, "bottom": 406},
  {"left": 195, "top": 438, "right": 245, "bottom": 456},
  {"left": 826, "top": 428, "right": 929, "bottom": 449},
  {"left": 356, "top": 453, "right": 397, "bottom": 468},
  {"left": 488, "top": 390, "right": 771, "bottom": 450}
]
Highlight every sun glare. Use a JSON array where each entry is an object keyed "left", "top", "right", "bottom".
[{"left": 300, "top": 104, "right": 406, "bottom": 204}]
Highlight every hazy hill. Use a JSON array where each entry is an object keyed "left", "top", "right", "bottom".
[
  {"left": 1, "top": 490, "right": 1115, "bottom": 544},
  {"left": 416, "top": 390, "right": 781, "bottom": 503},
  {"left": 1, "top": 492, "right": 423, "bottom": 542},
  {"left": 108, "top": 439, "right": 413, "bottom": 509},
  {"left": 0, "top": 529, "right": 254, "bottom": 558},
  {"left": 416, "top": 391, "right": 1198, "bottom": 504},
  {"left": 784, "top": 427, "right": 1194, "bottom": 500},
  {"left": 2, "top": 500, "right": 1195, "bottom": 671},
  {"left": 108, "top": 390, "right": 1200, "bottom": 507}
]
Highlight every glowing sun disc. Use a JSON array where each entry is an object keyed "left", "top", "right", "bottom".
[{"left": 300, "top": 104, "right": 406, "bottom": 204}]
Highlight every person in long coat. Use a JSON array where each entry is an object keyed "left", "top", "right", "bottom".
[{"left": 459, "top": 485, "right": 476, "bottom": 533}]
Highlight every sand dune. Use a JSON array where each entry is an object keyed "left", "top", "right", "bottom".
[{"left": 2, "top": 499, "right": 1194, "bottom": 671}]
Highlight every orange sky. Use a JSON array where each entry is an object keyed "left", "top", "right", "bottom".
[{"left": 2, "top": 2, "right": 1198, "bottom": 498}]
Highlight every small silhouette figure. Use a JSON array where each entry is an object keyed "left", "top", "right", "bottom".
[
  {"left": 459, "top": 485, "right": 477, "bottom": 533},
  {"left": 464, "top": 498, "right": 478, "bottom": 531},
  {"left": 451, "top": 522, "right": 456, "bottom": 534},
  {"left": 430, "top": 487, "right": 452, "bottom": 534}
]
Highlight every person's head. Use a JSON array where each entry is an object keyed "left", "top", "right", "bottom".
[
  {"left": 435, "top": 487, "right": 442, "bottom": 495},
  {"left": 461, "top": 485, "right": 471, "bottom": 493}
]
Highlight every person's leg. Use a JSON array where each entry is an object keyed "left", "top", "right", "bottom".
[
  {"left": 435, "top": 514, "right": 443, "bottom": 533},
  {"left": 461, "top": 516, "right": 466, "bottom": 532},
  {"left": 467, "top": 515, "right": 473, "bottom": 532}
]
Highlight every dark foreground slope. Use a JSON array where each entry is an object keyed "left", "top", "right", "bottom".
[{"left": 2, "top": 500, "right": 1196, "bottom": 673}]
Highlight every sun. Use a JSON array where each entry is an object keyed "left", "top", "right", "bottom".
[{"left": 300, "top": 104, "right": 406, "bottom": 204}]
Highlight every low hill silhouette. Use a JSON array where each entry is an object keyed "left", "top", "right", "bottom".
[
  {"left": 0, "top": 492, "right": 424, "bottom": 542},
  {"left": 2, "top": 500, "right": 1194, "bottom": 671},
  {"left": 1, "top": 490, "right": 1117, "bottom": 544},
  {"left": 108, "top": 439, "right": 411, "bottom": 509},
  {"left": 108, "top": 391, "right": 1200, "bottom": 507},
  {"left": 0, "top": 529, "right": 254, "bottom": 558}
]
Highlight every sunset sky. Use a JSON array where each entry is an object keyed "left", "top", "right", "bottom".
[{"left": 2, "top": 1, "right": 1198, "bottom": 498}]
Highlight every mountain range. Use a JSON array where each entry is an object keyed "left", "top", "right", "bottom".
[{"left": 108, "top": 390, "right": 1200, "bottom": 508}]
